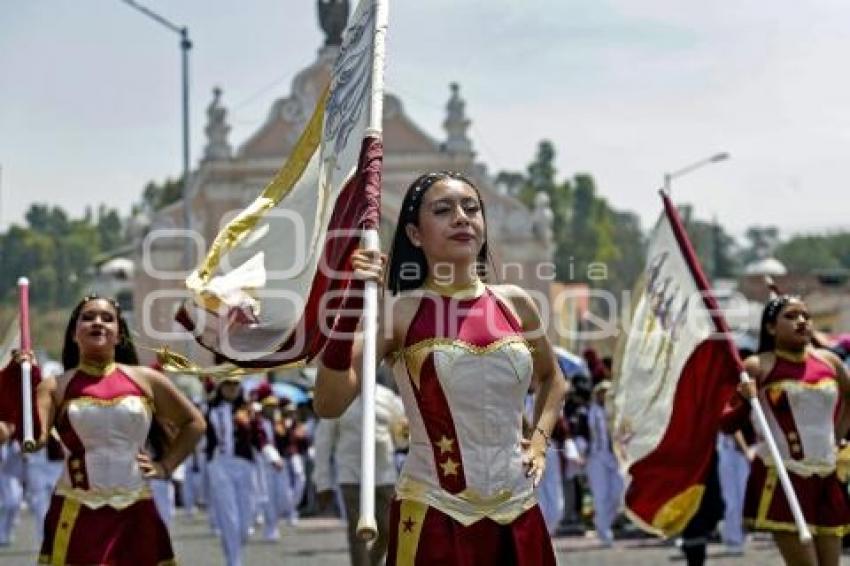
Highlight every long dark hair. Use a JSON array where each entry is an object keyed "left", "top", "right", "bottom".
[
  {"left": 386, "top": 171, "right": 492, "bottom": 295},
  {"left": 757, "top": 295, "right": 797, "bottom": 353},
  {"left": 62, "top": 294, "right": 139, "bottom": 369}
]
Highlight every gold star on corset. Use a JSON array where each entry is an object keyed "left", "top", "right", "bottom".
[
  {"left": 436, "top": 435, "right": 455, "bottom": 455},
  {"left": 440, "top": 457, "right": 459, "bottom": 477}
]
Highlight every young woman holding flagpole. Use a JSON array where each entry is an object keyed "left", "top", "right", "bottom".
[
  {"left": 315, "top": 170, "right": 568, "bottom": 565},
  {"left": 0, "top": 294, "right": 206, "bottom": 565},
  {"left": 725, "top": 295, "right": 850, "bottom": 566}
]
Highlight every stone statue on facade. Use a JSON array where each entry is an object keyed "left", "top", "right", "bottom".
[
  {"left": 318, "top": 0, "right": 349, "bottom": 47},
  {"left": 533, "top": 191, "right": 555, "bottom": 247},
  {"left": 204, "top": 86, "right": 232, "bottom": 161},
  {"left": 443, "top": 82, "right": 474, "bottom": 156}
]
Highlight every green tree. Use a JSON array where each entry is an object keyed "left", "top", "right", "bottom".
[
  {"left": 141, "top": 177, "right": 183, "bottom": 212},
  {"left": 776, "top": 235, "right": 842, "bottom": 273},
  {"left": 496, "top": 141, "right": 645, "bottom": 296},
  {"left": 97, "top": 205, "right": 125, "bottom": 252}
]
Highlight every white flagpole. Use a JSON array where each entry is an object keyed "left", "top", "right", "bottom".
[
  {"left": 739, "top": 371, "right": 812, "bottom": 542},
  {"left": 18, "top": 277, "right": 36, "bottom": 451},
  {"left": 356, "top": 0, "right": 388, "bottom": 542}
]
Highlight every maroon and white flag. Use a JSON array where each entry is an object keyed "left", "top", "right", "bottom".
[
  {"left": 610, "top": 192, "right": 740, "bottom": 536},
  {"left": 175, "top": 0, "right": 385, "bottom": 369}
]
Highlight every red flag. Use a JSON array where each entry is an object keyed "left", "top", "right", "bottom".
[{"left": 610, "top": 192, "right": 740, "bottom": 536}]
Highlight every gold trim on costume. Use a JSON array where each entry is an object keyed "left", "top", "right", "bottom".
[
  {"left": 439, "top": 456, "right": 459, "bottom": 477},
  {"left": 763, "top": 378, "right": 837, "bottom": 393},
  {"left": 77, "top": 360, "right": 118, "bottom": 377},
  {"left": 744, "top": 517, "right": 850, "bottom": 537},
  {"left": 396, "top": 499, "right": 428, "bottom": 566},
  {"left": 423, "top": 278, "right": 486, "bottom": 300},
  {"left": 55, "top": 482, "right": 152, "bottom": 510},
  {"left": 67, "top": 394, "right": 153, "bottom": 411},
  {"left": 401, "top": 336, "right": 531, "bottom": 389},
  {"left": 51, "top": 497, "right": 81, "bottom": 566},
  {"left": 756, "top": 466, "right": 778, "bottom": 526},
  {"left": 747, "top": 464, "right": 850, "bottom": 536},
  {"left": 435, "top": 435, "right": 455, "bottom": 455},
  {"left": 775, "top": 349, "right": 807, "bottom": 363},
  {"left": 395, "top": 475, "right": 536, "bottom": 526}
]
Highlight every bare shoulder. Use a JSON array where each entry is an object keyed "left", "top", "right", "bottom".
[
  {"left": 385, "top": 290, "right": 423, "bottom": 344},
  {"left": 50, "top": 369, "right": 74, "bottom": 403},
  {"left": 744, "top": 352, "right": 772, "bottom": 382},
  {"left": 118, "top": 364, "right": 156, "bottom": 398},
  {"left": 813, "top": 347, "right": 844, "bottom": 371},
  {"left": 489, "top": 284, "right": 539, "bottom": 328}
]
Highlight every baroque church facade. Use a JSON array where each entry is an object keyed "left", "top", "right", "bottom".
[{"left": 131, "top": 1, "right": 554, "bottom": 362}]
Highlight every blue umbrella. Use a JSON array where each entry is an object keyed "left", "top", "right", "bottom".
[
  {"left": 552, "top": 346, "right": 590, "bottom": 380},
  {"left": 271, "top": 381, "right": 309, "bottom": 405}
]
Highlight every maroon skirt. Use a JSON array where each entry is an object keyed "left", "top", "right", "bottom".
[
  {"left": 39, "top": 493, "right": 174, "bottom": 565},
  {"left": 386, "top": 498, "right": 555, "bottom": 566},
  {"left": 743, "top": 457, "right": 850, "bottom": 536}
]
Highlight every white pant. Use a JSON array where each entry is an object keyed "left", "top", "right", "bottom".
[
  {"left": 259, "top": 461, "right": 284, "bottom": 539},
  {"left": 538, "top": 447, "right": 565, "bottom": 534},
  {"left": 718, "top": 443, "right": 750, "bottom": 548},
  {"left": 182, "top": 451, "right": 207, "bottom": 514},
  {"left": 25, "top": 460, "right": 62, "bottom": 545},
  {"left": 208, "top": 455, "right": 255, "bottom": 566},
  {"left": 280, "top": 454, "right": 306, "bottom": 521},
  {"left": 586, "top": 451, "right": 623, "bottom": 544},
  {"left": 150, "top": 478, "right": 175, "bottom": 528},
  {"left": 0, "top": 471, "right": 22, "bottom": 545}
]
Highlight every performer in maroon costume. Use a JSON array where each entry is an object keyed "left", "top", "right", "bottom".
[
  {"left": 0, "top": 295, "right": 205, "bottom": 565},
  {"left": 315, "top": 172, "right": 569, "bottom": 565},
  {"left": 724, "top": 295, "right": 850, "bottom": 566}
]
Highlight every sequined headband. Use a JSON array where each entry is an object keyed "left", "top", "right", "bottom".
[
  {"left": 764, "top": 294, "right": 799, "bottom": 321},
  {"left": 406, "top": 171, "right": 475, "bottom": 214},
  {"left": 80, "top": 293, "right": 121, "bottom": 312}
]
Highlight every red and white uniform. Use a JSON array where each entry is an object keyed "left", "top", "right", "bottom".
[
  {"left": 40, "top": 363, "right": 173, "bottom": 565},
  {"left": 741, "top": 351, "right": 850, "bottom": 535},
  {"left": 386, "top": 282, "right": 555, "bottom": 566}
]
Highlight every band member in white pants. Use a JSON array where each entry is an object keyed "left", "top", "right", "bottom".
[
  {"left": 206, "top": 378, "right": 279, "bottom": 566},
  {"left": 586, "top": 380, "right": 623, "bottom": 547},
  {"left": 24, "top": 436, "right": 64, "bottom": 546},
  {"left": 0, "top": 440, "right": 23, "bottom": 546},
  {"left": 717, "top": 432, "right": 751, "bottom": 554}
]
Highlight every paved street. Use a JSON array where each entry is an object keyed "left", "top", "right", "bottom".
[{"left": 5, "top": 508, "right": 844, "bottom": 565}]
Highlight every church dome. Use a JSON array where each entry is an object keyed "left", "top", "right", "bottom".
[{"left": 744, "top": 257, "right": 787, "bottom": 276}]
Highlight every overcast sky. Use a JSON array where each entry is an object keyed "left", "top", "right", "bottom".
[{"left": 2, "top": 0, "right": 849, "bottom": 241}]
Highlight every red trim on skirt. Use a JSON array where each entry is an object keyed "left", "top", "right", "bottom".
[
  {"left": 386, "top": 498, "right": 555, "bottom": 566},
  {"left": 743, "top": 458, "right": 850, "bottom": 536},
  {"left": 39, "top": 493, "right": 174, "bottom": 565}
]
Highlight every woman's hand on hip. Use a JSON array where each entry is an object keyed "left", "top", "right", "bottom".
[
  {"left": 521, "top": 435, "right": 547, "bottom": 488},
  {"left": 137, "top": 451, "right": 170, "bottom": 480}
]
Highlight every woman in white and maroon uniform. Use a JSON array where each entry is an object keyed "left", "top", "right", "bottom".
[
  {"left": 0, "top": 295, "right": 206, "bottom": 565},
  {"left": 315, "top": 171, "right": 568, "bottom": 565},
  {"left": 725, "top": 295, "right": 850, "bottom": 566}
]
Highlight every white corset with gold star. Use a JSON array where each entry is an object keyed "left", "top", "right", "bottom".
[
  {"left": 56, "top": 395, "right": 153, "bottom": 508},
  {"left": 391, "top": 336, "right": 537, "bottom": 526}
]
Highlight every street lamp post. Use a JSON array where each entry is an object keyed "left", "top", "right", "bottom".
[
  {"left": 120, "top": 0, "right": 194, "bottom": 271},
  {"left": 662, "top": 152, "right": 729, "bottom": 195}
]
